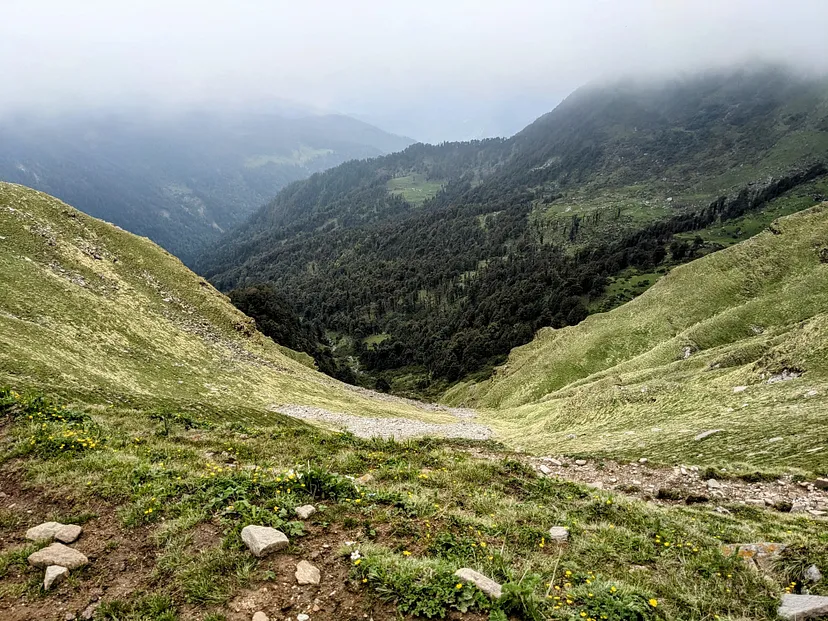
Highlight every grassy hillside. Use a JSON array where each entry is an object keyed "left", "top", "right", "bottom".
[
  {"left": 0, "top": 182, "right": 448, "bottom": 426},
  {"left": 447, "top": 205, "right": 828, "bottom": 472},
  {"left": 1, "top": 185, "right": 827, "bottom": 621}
]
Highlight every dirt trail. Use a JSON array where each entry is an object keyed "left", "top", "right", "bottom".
[{"left": 272, "top": 403, "right": 492, "bottom": 440}]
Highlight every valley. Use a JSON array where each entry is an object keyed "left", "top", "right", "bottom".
[{"left": 1, "top": 66, "right": 828, "bottom": 621}]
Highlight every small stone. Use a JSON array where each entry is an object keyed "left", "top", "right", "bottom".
[
  {"left": 805, "top": 565, "right": 823, "bottom": 583},
  {"left": 355, "top": 473, "right": 374, "bottom": 484},
  {"left": 295, "top": 560, "right": 321, "bottom": 585},
  {"left": 538, "top": 465, "right": 552, "bottom": 475},
  {"left": 778, "top": 593, "right": 828, "bottom": 620},
  {"left": 81, "top": 603, "right": 99, "bottom": 620},
  {"left": 707, "top": 479, "right": 722, "bottom": 489},
  {"left": 44, "top": 565, "right": 69, "bottom": 590},
  {"left": 295, "top": 505, "right": 317, "bottom": 520},
  {"left": 454, "top": 568, "right": 502, "bottom": 599},
  {"left": 65, "top": 614, "right": 76, "bottom": 621},
  {"left": 575, "top": 459, "right": 587, "bottom": 466},
  {"left": 252, "top": 613, "right": 269, "bottom": 621},
  {"left": 28, "top": 543, "right": 89, "bottom": 569},
  {"left": 241, "top": 525, "right": 289, "bottom": 558},
  {"left": 547, "top": 458, "right": 563, "bottom": 466},
  {"left": 791, "top": 500, "right": 810, "bottom": 513},
  {"left": 638, "top": 458, "right": 648, "bottom": 464},
  {"left": 566, "top": 434, "right": 577, "bottom": 440},
  {"left": 26, "top": 521, "right": 64, "bottom": 542},
  {"left": 548, "top": 526, "right": 569, "bottom": 542},
  {"left": 297, "top": 615, "right": 310, "bottom": 621},
  {"left": 733, "top": 386, "right": 747, "bottom": 393},
  {"left": 55, "top": 524, "right": 83, "bottom": 544},
  {"left": 695, "top": 429, "right": 723, "bottom": 441},
  {"left": 745, "top": 499, "right": 765, "bottom": 507}
]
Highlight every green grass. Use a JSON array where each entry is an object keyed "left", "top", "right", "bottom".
[
  {"left": 2, "top": 389, "right": 826, "bottom": 620},
  {"left": 363, "top": 333, "right": 391, "bottom": 349},
  {"left": 0, "top": 182, "right": 453, "bottom": 426},
  {"left": 387, "top": 174, "right": 444, "bottom": 206},
  {"left": 448, "top": 204, "right": 828, "bottom": 474}
]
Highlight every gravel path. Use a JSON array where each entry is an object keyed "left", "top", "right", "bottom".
[{"left": 272, "top": 404, "right": 493, "bottom": 441}]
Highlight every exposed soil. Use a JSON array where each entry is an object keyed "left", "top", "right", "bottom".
[
  {"left": 467, "top": 448, "right": 828, "bottom": 514},
  {"left": 0, "top": 464, "right": 486, "bottom": 621}
]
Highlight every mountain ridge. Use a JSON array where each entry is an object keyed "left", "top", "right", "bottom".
[{"left": 199, "top": 66, "right": 828, "bottom": 393}]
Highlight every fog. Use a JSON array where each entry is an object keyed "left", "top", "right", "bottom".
[{"left": 3, "top": 0, "right": 828, "bottom": 141}]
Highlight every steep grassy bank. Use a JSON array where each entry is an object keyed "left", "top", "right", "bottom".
[
  {"left": 0, "top": 182, "right": 449, "bottom": 426},
  {"left": 448, "top": 206, "right": 828, "bottom": 472}
]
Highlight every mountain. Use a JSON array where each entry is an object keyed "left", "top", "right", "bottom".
[
  {"left": 1, "top": 183, "right": 826, "bottom": 621},
  {"left": 198, "top": 66, "right": 828, "bottom": 393},
  {"left": 447, "top": 203, "right": 828, "bottom": 471},
  {"left": 0, "top": 108, "right": 414, "bottom": 263}
]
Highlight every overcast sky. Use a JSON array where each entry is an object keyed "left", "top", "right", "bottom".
[{"left": 3, "top": 0, "right": 828, "bottom": 141}]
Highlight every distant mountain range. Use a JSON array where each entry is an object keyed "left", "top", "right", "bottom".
[
  {"left": 0, "top": 108, "right": 413, "bottom": 262},
  {"left": 198, "top": 65, "right": 828, "bottom": 394}
]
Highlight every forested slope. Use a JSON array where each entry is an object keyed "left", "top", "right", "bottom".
[{"left": 199, "top": 66, "right": 828, "bottom": 392}]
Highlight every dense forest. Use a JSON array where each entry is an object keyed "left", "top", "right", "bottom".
[{"left": 199, "top": 67, "right": 828, "bottom": 393}]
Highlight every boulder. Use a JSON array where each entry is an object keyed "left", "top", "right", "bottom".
[
  {"left": 548, "top": 526, "right": 569, "bottom": 542},
  {"left": 454, "top": 568, "right": 502, "bottom": 599},
  {"left": 295, "top": 505, "right": 317, "bottom": 520},
  {"left": 296, "top": 560, "right": 321, "bottom": 585},
  {"left": 241, "top": 525, "right": 289, "bottom": 558},
  {"left": 778, "top": 593, "right": 828, "bottom": 620},
  {"left": 25, "top": 521, "right": 64, "bottom": 542},
  {"left": 55, "top": 524, "right": 83, "bottom": 544},
  {"left": 28, "top": 543, "right": 89, "bottom": 569},
  {"left": 44, "top": 564, "right": 69, "bottom": 590}
]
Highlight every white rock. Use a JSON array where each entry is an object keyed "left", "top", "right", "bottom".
[
  {"left": 55, "top": 524, "right": 83, "bottom": 544},
  {"left": 43, "top": 564, "right": 69, "bottom": 590},
  {"left": 454, "top": 568, "right": 502, "bottom": 599},
  {"left": 297, "top": 615, "right": 310, "bottom": 621},
  {"left": 547, "top": 458, "right": 563, "bottom": 466},
  {"left": 28, "top": 543, "right": 88, "bottom": 569},
  {"left": 25, "top": 522, "right": 64, "bottom": 541},
  {"left": 638, "top": 458, "right": 649, "bottom": 464},
  {"left": 539, "top": 465, "right": 552, "bottom": 475},
  {"left": 295, "top": 560, "right": 321, "bottom": 585},
  {"left": 548, "top": 526, "right": 569, "bottom": 542},
  {"left": 707, "top": 479, "right": 723, "bottom": 489},
  {"left": 778, "top": 593, "right": 828, "bottom": 620},
  {"left": 695, "top": 429, "right": 723, "bottom": 441},
  {"left": 733, "top": 386, "right": 747, "bottom": 393},
  {"left": 805, "top": 565, "right": 823, "bottom": 583},
  {"left": 252, "top": 613, "right": 268, "bottom": 621},
  {"left": 295, "top": 505, "right": 317, "bottom": 520},
  {"left": 241, "top": 525, "right": 289, "bottom": 558},
  {"left": 574, "top": 459, "right": 587, "bottom": 466}
]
